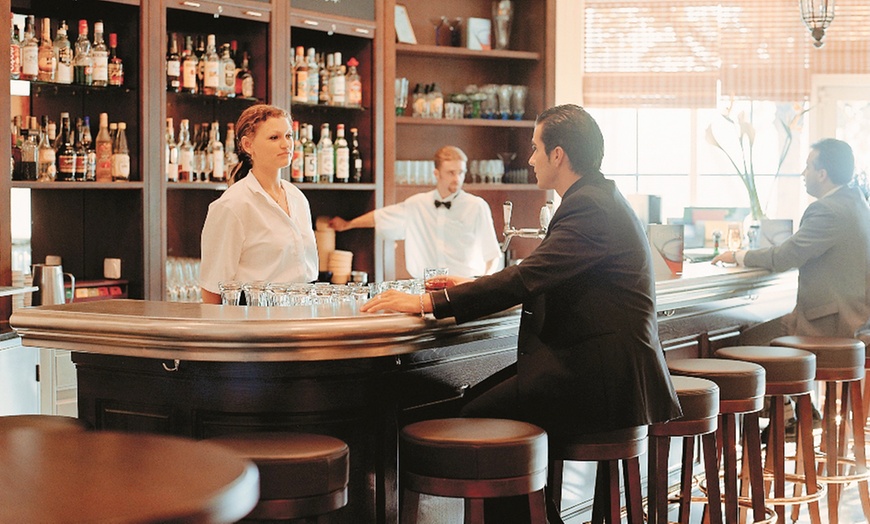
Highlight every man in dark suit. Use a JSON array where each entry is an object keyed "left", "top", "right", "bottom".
[
  {"left": 364, "top": 104, "right": 682, "bottom": 522},
  {"left": 713, "top": 138, "right": 870, "bottom": 341}
]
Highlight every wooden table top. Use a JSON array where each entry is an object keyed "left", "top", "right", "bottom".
[{"left": 0, "top": 429, "right": 259, "bottom": 523}]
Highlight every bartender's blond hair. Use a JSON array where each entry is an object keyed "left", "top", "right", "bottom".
[{"left": 433, "top": 145, "right": 468, "bottom": 170}]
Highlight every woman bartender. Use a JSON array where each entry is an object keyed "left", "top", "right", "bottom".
[{"left": 199, "top": 104, "right": 318, "bottom": 304}]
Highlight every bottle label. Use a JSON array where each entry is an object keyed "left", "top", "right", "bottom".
[
  {"left": 108, "top": 63, "right": 123, "bottom": 86},
  {"left": 10, "top": 46, "right": 20, "bottom": 77},
  {"left": 179, "top": 148, "right": 193, "bottom": 173},
  {"left": 38, "top": 51, "right": 55, "bottom": 80},
  {"left": 335, "top": 149, "right": 349, "bottom": 180},
  {"left": 330, "top": 76, "right": 346, "bottom": 105},
  {"left": 204, "top": 61, "right": 219, "bottom": 88},
  {"left": 241, "top": 76, "right": 254, "bottom": 98},
  {"left": 182, "top": 61, "right": 197, "bottom": 90},
  {"left": 166, "top": 60, "right": 180, "bottom": 78},
  {"left": 21, "top": 47, "right": 38, "bottom": 76},
  {"left": 293, "top": 71, "right": 308, "bottom": 101},
  {"left": 304, "top": 153, "right": 317, "bottom": 179},
  {"left": 112, "top": 153, "right": 130, "bottom": 180},
  {"left": 212, "top": 154, "right": 224, "bottom": 181},
  {"left": 92, "top": 51, "right": 109, "bottom": 82},
  {"left": 291, "top": 152, "right": 303, "bottom": 182},
  {"left": 307, "top": 76, "right": 319, "bottom": 104},
  {"left": 223, "top": 66, "right": 236, "bottom": 91},
  {"left": 348, "top": 79, "right": 362, "bottom": 107},
  {"left": 95, "top": 141, "right": 113, "bottom": 180},
  {"left": 167, "top": 163, "right": 178, "bottom": 182},
  {"left": 58, "top": 154, "right": 76, "bottom": 177}
]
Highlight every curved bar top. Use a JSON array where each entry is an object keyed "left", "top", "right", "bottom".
[{"left": 10, "top": 263, "right": 795, "bottom": 362}]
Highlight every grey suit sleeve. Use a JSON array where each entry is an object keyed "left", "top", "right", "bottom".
[{"left": 743, "top": 200, "right": 837, "bottom": 271}]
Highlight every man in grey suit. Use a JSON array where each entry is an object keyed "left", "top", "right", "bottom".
[
  {"left": 364, "top": 104, "right": 682, "bottom": 523},
  {"left": 713, "top": 138, "right": 870, "bottom": 341}
]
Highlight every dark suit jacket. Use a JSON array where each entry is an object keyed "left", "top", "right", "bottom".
[
  {"left": 433, "top": 173, "right": 681, "bottom": 435},
  {"left": 744, "top": 185, "right": 870, "bottom": 338}
]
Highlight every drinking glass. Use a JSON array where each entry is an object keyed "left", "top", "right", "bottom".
[
  {"left": 424, "top": 267, "right": 449, "bottom": 291},
  {"left": 429, "top": 16, "right": 450, "bottom": 46},
  {"left": 395, "top": 78, "right": 409, "bottom": 116},
  {"left": 492, "top": 0, "right": 514, "bottom": 50},
  {"left": 497, "top": 85, "right": 513, "bottom": 119},
  {"left": 726, "top": 223, "right": 742, "bottom": 251},
  {"left": 218, "top": 280, "right": 243, "bottom": 306},
  {"left": 511, "top": 85, "right": 528, "bottom": 120}
]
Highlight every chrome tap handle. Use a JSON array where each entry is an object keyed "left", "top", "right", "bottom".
[
  {"left": 539, "top": 205, "right": 551, "bottom": 231},
  {"left": 503, "top": 201, "right": 513, "bottom": 232}
]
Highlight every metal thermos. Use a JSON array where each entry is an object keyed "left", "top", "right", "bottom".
[{"left": 31, "top": 264, "right": 75, "bottom": 306}]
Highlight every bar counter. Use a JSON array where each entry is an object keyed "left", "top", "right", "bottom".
[{"left": 9, "top": 263, "right": 797, "bottom": 523}]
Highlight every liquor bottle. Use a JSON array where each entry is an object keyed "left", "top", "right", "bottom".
[
  {"left": 94, "top": 112, "right": 113, "bottom": 182},
  {"left": 196, "top": 122, "right": 210, "bottom": 181},
  {"left": 53, "top": 21, "right": 72, "bottom": 84},
  {"left": 21, "top": 126, "right": 38, "bottom": 181},
  {"left": 229, "top": 39, "right": 238, "bottom": 65},
  {"left": 316, "top": 123, "right": 333, "bottom": 183},
  {"left": 235, "top": 51, "right": 253, "bottom": 98},
  {"left": 37, "top": 18, "right": 55, "bottom": 82},
  {"left": 333, "top": 124, "right": 349, "bottom": 183},
  {"left": 292, "top": 46, "right": 307, "bottom": 104},
  {"left": 177, "top": 119, "right": 193, "bottom": 182},
  {"left": 111, "top": 121, "right": 130, "bottom": 181},
  {"left": 166, "top": 33, "right": 181, "bottom": 92},
  {"left": 290, "top": 120, "right": 303, "bottom": 183},
  {"left": 10, "top": 15, "right": 20, "bottom": 80},
  {"left": 91, "top": 20, "right": 108, "bottom": 86},
  {"left": 108, "top": 122, "right": 117, "bottom": 144},
  {"left": 81, "top": 115, "right": 95, "bottom": 181},
  {"left": 20, "top": 15, "right": 38, "bottom": 81},
  {"left": 37, "top": 117, "right": 55, "bottom": 181},
  {"left": 219, "top": 44, "right": 235, "bottom": 97},
  {"left": 181, "top": 36, "right": 197, "bottom": 94},
  {"left": 73, "top": 19, "right": 92, "bottom": 86},
  {"left": 318, "top": 53, "right": 330, "bottom": 105},
  {"left": 302, "top": 124, "right": 317, "bottom": 183},
  {"left": 194, "top": 35, "right": 206, "bottom": 93},
  {"left": 202, "top": 34, "right": 219, "bottom": 96},
  {"left": 209, "top": 122, "right": 225, "bottom": 182},
  {"left": 306, "top": 47, "right": 318, "bottom": 104},
  {"left": 56, "top": 113, "right": 77, "bottom": 181},
  {"left": 107, "top": 33, "right": 123, "bottom": 86},
  {"left": 165, "top": 117, "right": 178, "bottom": 182},
  {"left": 10, "top": 116, "right": 21, "bottom": 180},
  {"left": 329, "top": 52, "right": 346, "bottom": 107},
  {"left": 350, "top": 127, "right": 363, "bottom": 183},
  {"left": 224, "top": 122, "right": 238, "bottom": 177},
  {"left": 74, "top": 117, "right": 87, "bottom": 181},
  {"left": 346, "top": 57, "right": 362, "bottom": 108}
]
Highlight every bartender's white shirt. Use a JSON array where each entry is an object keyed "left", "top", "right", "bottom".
[
  {"left": 200, "top": 173, "right": 318, "bottom": 294},
  {"left": 375, "top": 189, "right": 502, "bottom": 278}
]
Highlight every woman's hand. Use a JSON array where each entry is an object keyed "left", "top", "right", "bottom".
[
  {"left": 360, "top": 289, "right": 428, "bottom": 314},
  {"left": 328, "top": 216, "right": 350, "bottom": 232}
]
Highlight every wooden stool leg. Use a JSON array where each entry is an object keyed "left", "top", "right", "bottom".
[
  {"left": 591, "top": 460, "right": 610, "bottom": 524},
  {"left": 548, "top": 459, "right": 564, "bottom": 516},
  {"left": 742, "top": 412, "right": 766, "bottom": 524},
  {"left": 678, "top": 436, "right": 695, "bottom": 524},
  {"left": 464, "top": 498, "right": 485, "bottom": 524},
  {"left": 528, "top": 488, "right": 548, "bottom": 524},
  {"left": 769, "top": 396, "right": 786, "bottom": 524},
  {"left": 624, "top": 457, "right": 644, "bottom": 524},
  {"left": 702, "top": 431, "right": 723, "bottom": 524},
  {"left": 720, "top": 414, "right": 739, "bottom": 524},
  {"left": 824, "top": 381, "right": 840, "bottom": 524},
  {"left": 401, "top": 489, "right": 421, "bottom": 524},
  {"left": 848, "top": 380, "right": 870, "bottom": 521},
  {"left": 795, "top": 393, "right": 823, "bottom": 524},
  {"left": 648, "top": 435, "right": 670, "bottom": 524}
]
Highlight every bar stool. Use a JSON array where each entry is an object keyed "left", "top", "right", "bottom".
[
  {"left": 667, "top": 358, "right": 769, "bottom": 524},
  {"left": 715, "top": 345, "right": 823, "bottom": 524},
  {"left": 0, "top": 414, "right": 88, "bottom": 433},
  {"left": 549, "top": 425, "right": 648, "bottom": 524},
  {"left": 771, "top": 335, "right": 870, "bottom": 523},
  {"left": 399, "top": 418, "right": 548, "bottom": 523},
  {"left": 207, "top": 432, "right": 349, "bottom": 523},
  {"left": 648, "top": 375, "right": 722, "bottom": 524}
]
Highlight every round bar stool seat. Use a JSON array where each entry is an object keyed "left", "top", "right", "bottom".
[
  {"left": 648, "top": 376, "right": 722, "bottom": 524},
  {"left": 208, "top": 432, "right": 349, "bottom": 522},
  {"left": 771, "top": 335, "right": 870, "bottom": 523},
  {"left": 668, "top": 358, "right": 768, "bottom": 524},
  {"left": 716, "top": 346, "right": 823, "bottom": 524},
  {"left": 400, "top": 418, "right": 548, "bottom": 524},
  {"left": 549, "top": 425, "right": 648, "bottom": 524},
  {"left": 0, "top": 414, "right": 88, "bottom": 433}
]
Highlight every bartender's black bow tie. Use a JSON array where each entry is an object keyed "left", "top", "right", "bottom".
[{"left": 434, "top": 200, "right": 452, "bottom": 209}]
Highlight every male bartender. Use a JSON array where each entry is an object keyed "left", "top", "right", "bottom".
[{"left": 328, "top": 146, "right": 502, "bottom": 278}]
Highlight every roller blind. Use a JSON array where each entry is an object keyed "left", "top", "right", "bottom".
[{"left": 583, "top": 0, "right": 870, "bottom": 107}]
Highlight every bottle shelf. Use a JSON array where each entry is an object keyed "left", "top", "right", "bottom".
[
  {"left": 12, "top": 181, "right": 144, "bottom": 190},
  {"left": 395, "top": 44, "right": 540, "bottom": 61},
  {"left": 166, "top": 91, "right": 261, "bottom": 105},
  {"left": 290, "top": 101, "right": 366, "bottom": 113},
  {"left": 294, "top": 182, "right": 376, "bottom": 191},
  {"left": 396, "top": 183, "right": 540, "bottom": 192},
  {"left": 166, "top": 181, "right": 228, "bottom": 191},
  {"left": 396, "top": 116, "right": 534, "bottom": 128},
  {"left": 15, "top": 80, "right": 137, "bottom": 97}
]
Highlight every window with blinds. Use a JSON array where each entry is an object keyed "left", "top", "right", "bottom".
[{"left": 583, "top": 0, "right": 870, "bottom": 107}]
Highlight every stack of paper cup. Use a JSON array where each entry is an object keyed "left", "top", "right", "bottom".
[
  {"left": 314, "top": 216, "right": 336, "bottom": 272},
  {"left": 11, "top": 270, "right": 24, "bottom": 311},
  {"left": 328, "top": 250, "right": 354, "bottom": 284}
]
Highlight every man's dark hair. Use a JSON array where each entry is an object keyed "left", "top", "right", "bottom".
[
  {"left": 811, "top": 138, "right": 854, "bottom": 185},
  {"left": 535, "top": 104, "right": 604, "bottom": 175}
]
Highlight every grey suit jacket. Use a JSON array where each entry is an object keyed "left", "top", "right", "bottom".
[
  {"left": 744, "top": 185, "right": 870, "bottom": 337},
  {"left": 433, "top": 173, "right": 681, "bottom": 436}
]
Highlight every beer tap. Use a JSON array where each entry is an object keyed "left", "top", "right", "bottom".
[{"left": 501, "top": 200, "right": 554, "bottom": 252}]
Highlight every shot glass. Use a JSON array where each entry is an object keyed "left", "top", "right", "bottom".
[
  {"left": 424, "top": 267, "right": 449, "bottom": 292},
  {"left": 218, "top": 280, "right": 243, "bottom": 306}
]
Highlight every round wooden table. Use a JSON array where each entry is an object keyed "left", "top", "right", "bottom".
[{"left": 0, "top": 429, "right": 259, "bottom": 523}]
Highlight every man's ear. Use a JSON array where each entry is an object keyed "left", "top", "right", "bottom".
[{"left": 550, "top": 146, "right": 566, "bottom": 167}]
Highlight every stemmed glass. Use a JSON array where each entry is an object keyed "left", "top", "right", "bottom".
[
  {"left": 429, "top": 16, "right": 449, "bottom": 46},
  {"left": 497, "top": 152, "right": 516, "bottom": 183}
]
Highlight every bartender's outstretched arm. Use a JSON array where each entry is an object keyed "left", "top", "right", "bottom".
[{"left": 329, "top": 211, "right": 376, "bottom": 232}]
